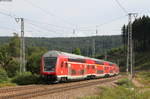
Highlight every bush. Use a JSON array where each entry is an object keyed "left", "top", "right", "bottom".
[
  {"left": 12, "top": 72, "right": 39, "bottom": 85},
  {"left": 0, "top": 68, "right": 8, "bottom": 83},
  {"left": 6, "top": 59, "right": 20, "bottom": 77}
]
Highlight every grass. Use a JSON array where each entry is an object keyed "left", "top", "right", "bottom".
[
  {"left": 116, "top": 78, "right": 134, "bottom": 88},
  {"left": 0, "top": 82, "right": 16, "bottom": 88},
  {"left": 80, "top": 77, "right": 150, "bottom": 99},
  {"left": 81, "top": 86, "right": 150, "bottom": 99},
  {"left": 136, "top": 71, "right": 150, "bottom": 87}
]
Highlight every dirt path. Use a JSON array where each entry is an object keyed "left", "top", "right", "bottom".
[
  {"left": 132, "top": 78, "right": 150, "bottom": 93},
  {"left": 132, "top": 78, "right": 145, "bottom": 88}
]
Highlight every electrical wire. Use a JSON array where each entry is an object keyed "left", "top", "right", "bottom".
[
  {"left": 80, "top": 15, "right": 127, "bottom": 29},
  {"left": 24, "top": 18, "right": 74, "bottom": 30},
  {"left": 23, "top": 0, "right": 75, "bottom": 26},
  {"left": 114, "top": 0, "right": 128, "bottom": 14},
  {"left": 0, "top": 10, "right": 74, "bottom": 32}
]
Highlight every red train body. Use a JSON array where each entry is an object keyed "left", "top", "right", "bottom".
[{"left": 40, "top": 50, "right": 119, "bottom": 82}]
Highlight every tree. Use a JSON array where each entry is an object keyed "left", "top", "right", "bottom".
[
  {"left": 26, "top": 47, "right": 47, "bottom": 74},
  {"left": 72, "top": 48, "right": 81, "bottom": 55},
  {"left": 0, "top": 68, "right": 8, "bottom": 83},
  {"left": 5, "top": 59, "right": 20, "bottom": 77},
  {"left": 9, "top": 33, "right": 20, "bottom": 57},
  {"left": 122, "top": 15, "right": 150, "bottom": 52},
  {"left": 0, "top": 44, "right": 12, "bottom": 69},
  {"left": 121, "top": 25, "right": 127, "bottom": 53}
]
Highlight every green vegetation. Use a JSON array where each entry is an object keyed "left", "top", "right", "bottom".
[
  {"left": 81, "top": 77, "right": 150, "bottom": 99},
  {"left": 136, "top": 71, "right": 150, "bottom": 86},
  {"left": 0, "top": 33, "right": 47, "bottom": 86},
  {"left": 122, "top": 16, "right": 150, "bottom": 52},
  {"left": 115, "top": 78, "right": 134, "bottom": 88},
  {"left": 0, "top": 82, "right": 16, "bottom": 87},
  {"left": 12, "top": 72, "right": 39, "bottom": 85},
  {"left": 73, "top": 48, "right": 81, "bottom": 55},
  {"left": 0, "top": 35, "right": 123, "bottom": 57},
  {"left": 0, "top": 68, "right": 8, "bottom": 83},
  {"left": 26, "top": 46, "right": 47, "bottom": 74}
]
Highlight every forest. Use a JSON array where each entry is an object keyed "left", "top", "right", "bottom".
[
  {"left": 0, "top": 35, "right": 123, "bottom": 57},
  {"left": 122, "top": 15, "right": 150, "bottom": 52}
]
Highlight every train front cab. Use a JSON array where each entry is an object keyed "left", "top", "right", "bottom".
[{"left": 41, "top": 56, "right": 58, "bottom": 82}]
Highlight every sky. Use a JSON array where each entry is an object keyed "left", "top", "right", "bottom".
[{"left": 0, "top": 0, "right": 150, "bottom": 37}]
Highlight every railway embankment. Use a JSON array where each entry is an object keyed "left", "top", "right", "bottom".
[
  {"left": 0, "top": 76, "right": 123, "bottom": 99},
  {"left": 81, "top": 72, "right": 150, "bottom": 99}
]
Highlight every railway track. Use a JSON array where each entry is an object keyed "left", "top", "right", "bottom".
[{"left": 0, "top": 76, "right": 123, "bottom": 99}]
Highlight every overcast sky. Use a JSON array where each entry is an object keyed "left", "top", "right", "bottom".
[{"left": 0, "top": 0, "right": 149, "bottom": 37}]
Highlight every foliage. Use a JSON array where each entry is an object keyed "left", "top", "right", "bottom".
[
  {"left": 122, "top": 15, "right": 150, "bottom": 52},
  {"left": 95, "top": 47, "right": 126, "bottom": 72},
  {"left": 5, "top": 59, "right": 20, "bottom": 77},
  {"left": 72, "top": 48, "right": 81, "bottom": 55},
  {"left": 0, "top": 35, "right": 123, "bottom": 57},
  {"left": 136, "top": 71, "right": 150, "bottom": 85},
  {"left": 0, "top": 68, "right": 8, "bottom": 83},
  {"left": 8, "top": 33, "right": 20, "bottom": 57},
  {"left": 0, "top": 44, "right": 12, "bottom": 68},
  {"left": 26, "top": 47, "right": 47, "bottom": 74},
  {"left": 116, "top": 78, "right": 134, "bottom": 88},
  {"left": 11, "top": 72, "right": 39, "bottom": 85},
  {"left": 81, "top": 80, "right": 150, "bottom": 99}
]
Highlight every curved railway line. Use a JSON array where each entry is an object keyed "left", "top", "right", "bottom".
[{"left": 0, "top": 75, "right": 124, "bottom": 99}]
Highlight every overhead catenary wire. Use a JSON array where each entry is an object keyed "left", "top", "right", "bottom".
[
  {"left": 26, "top": 21, "right": 75, "bottom": 37},
  {"left": 23, "top": 0, "right": 76, "bottom": 26},
  {"left": 79, "top": 15, "right": 127, "bottom": 29},
  {"left": 0, "top": 9, "right": 76, "bottom": 33},
  {"left": 24, "top": 18, "right": 74, "bottom": 30},
  {"left": 0, "top": 4, "right": 128, "bottom": 37},
  {"left": 114, "top": 0, "right": 128, "bottom": 14},
  {"left": 26, "top": 21, "right": 58, "bottom": 33},
  {"left": 0, "top": 10, "right": 75, "bottom": 37}
]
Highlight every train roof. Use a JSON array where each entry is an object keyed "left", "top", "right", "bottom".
[
  {"left": 43, "top": 50, "right": 85, "bottom": 58},
  {"left": 43, "top": 50, "right": 116, "bottom": 65}
]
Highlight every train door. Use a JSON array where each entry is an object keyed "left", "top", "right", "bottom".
[
  {"left": 62, "top": 61, "right": 68, "bottom": 76},
  {"left": 96, "top": 65, "right": 104, "bottom": 77},
  {"left": 86, "top": 64, "right": 91, "bottom": 76},
  {"left": 68, "top": 63, "right": 71, "bottom": 76},
  {"left": 91, "top": 65, "right": 96, "bottom": 75}
]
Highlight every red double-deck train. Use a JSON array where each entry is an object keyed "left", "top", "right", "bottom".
[{"left": 40, "top": 50, "right": 119, "bottom": 82}]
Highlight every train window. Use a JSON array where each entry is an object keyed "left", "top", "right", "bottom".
[
  {"left": 95, "top": 61, "right": 104, "bottom": 65},
  {"left": 92, "top": 66, "right": 95, "bottom": 69},
  {"left": 78, "top": 70, "right": 84, "bottom": 75},
  {"left": 87, "top": 65, "right": 90, "bottom": 69},
  {"left": 81, "top": 70, "right": 84, "bottom": 75},
  {"left": 61, "top": 62, "right": 63, "bottom": 67},
  {"left": 97, "top": 70, "right": 104, "bottom": 74},
  {"left": 109, "top": 63, "right": 113, "bottom": 66},
  {"left": 44, "top": 57, "right": 57, "bottom": 71},
  {"left": 65, "top": 63, "right": 68, "bottom": 68},
  {"left": 71, "top": 69, "right": 76, "bottom": 75},
  {"left": 68, "top": 58, "right": 85, "bottom": 63},
  {"left": 110, "top": 70, "right": 113, "bottom": 73}
]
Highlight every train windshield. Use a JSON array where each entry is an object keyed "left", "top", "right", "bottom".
[{"left": 44, "top": 57, "right": 57, "bottom": 71}]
